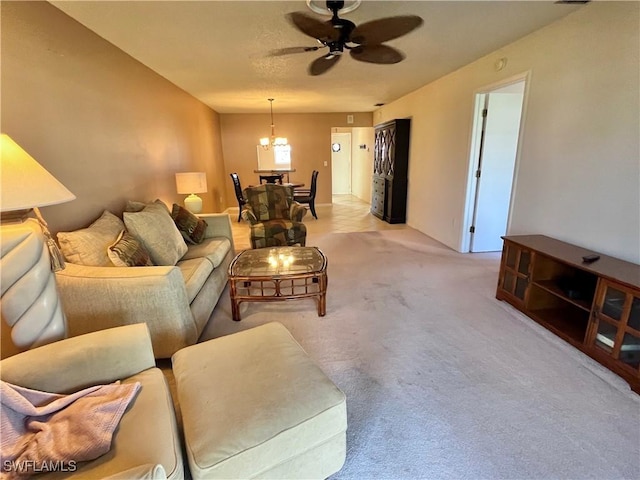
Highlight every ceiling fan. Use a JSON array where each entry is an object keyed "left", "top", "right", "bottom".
[{"left": 271, "top": 0, "right": 423, "bottom": 76}]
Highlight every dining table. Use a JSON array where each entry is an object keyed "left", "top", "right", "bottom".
[{"left": 248, "top": 182, "right": 304, "bottom": 189}]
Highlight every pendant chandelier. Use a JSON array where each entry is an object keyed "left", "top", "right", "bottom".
[{"left": 259, "top": 98, "right": 288, "bottom": 149}]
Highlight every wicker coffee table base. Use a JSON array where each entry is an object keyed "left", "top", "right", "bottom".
[
  {"left": 228, "top": 247, "right": 328, "bottom": 322},
  {"left": 229, "top": 272, "right": 327, "bottom": 321}
]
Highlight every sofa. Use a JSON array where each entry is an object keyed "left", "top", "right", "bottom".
[
  {"left": 55, "top": 201, "right": 235, "bottom": 358},
  {"left": 0, "top": 324, "right": 183, "bottom": 479}
]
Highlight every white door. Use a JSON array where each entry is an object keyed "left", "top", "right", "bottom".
[
  {"left": 470, "top": 83, "right": 525, "bottom": 252},
  {"left": 331, "top": 132, "right": 351, "bottom": 194}
]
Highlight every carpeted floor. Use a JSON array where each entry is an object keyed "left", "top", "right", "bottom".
[{"left": 200, "top": 229, "right": 640, "bottom": 479}]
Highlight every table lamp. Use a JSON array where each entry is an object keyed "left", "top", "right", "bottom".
[
  {"left": 175, "top": 172, "right": 207, "bottom": 214},
  {"left": 0, "top": 134, "right": 76, "bottom": 358}
]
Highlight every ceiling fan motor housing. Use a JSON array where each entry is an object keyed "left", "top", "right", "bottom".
[
  {"left": 326, "top": 1, "right": 345, "bottom": 14},
  {"left": 330, "top": 17, "right": 355, "bottom": 47}
]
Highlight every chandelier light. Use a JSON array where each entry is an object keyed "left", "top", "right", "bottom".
[{"left": 259, "top": 98, "right": 288, "bottom": 150}]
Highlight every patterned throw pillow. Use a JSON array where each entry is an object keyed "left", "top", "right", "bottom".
[
  {"left": 171, "top": 204, "right": 208, "bottom": 245},
  {"left": 108, "top": 230, "right": 155, "bottom": 267}
]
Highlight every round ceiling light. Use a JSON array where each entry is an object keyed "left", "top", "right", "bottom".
[{"left": 306, "top": 1, "right": 362, "bottom": 16}]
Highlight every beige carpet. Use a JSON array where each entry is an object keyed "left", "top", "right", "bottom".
[{"left": 200, "top": 228, "right": 640, "bottom": 479}]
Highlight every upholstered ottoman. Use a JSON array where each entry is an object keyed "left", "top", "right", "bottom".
[{"left": 171, "top": 322, "right": 347, "bottom": 479}]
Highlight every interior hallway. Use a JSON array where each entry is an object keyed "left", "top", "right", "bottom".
[{"left": 230, "top": 194, "right": 408, "bottom": 251}]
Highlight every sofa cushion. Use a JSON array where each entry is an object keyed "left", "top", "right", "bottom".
[
  {"left": 181, "top": 237, "right": 231, "bottom": 269},
  {"left": 29, "top": 369, "right": 183, "bottom": 480},
  {"left": 176, "top": 258, "right": 214, "bottom": 303},
  {"left": 171, "top": 204, "right": 207, "bottom": 245},
  {"left": 57, "top": 211, "right": 124, "bottom": 266},
  {"left": 124, "top": 203, "right": 188, "bottom": 266},
  {"left": 108, "top": 230, "right": 155, "bottom": 267}
]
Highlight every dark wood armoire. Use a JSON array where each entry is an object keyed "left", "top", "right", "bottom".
[{"left": 370, "top": 119, "right": 411, "bottom": 224}]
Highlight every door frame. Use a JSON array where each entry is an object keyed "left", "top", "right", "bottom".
[
  {"left": 331, "top": 131, "right": 352, "bottom": 195},
  {"left": 461, "top": 71, "right": 531, "bottom": 252}
]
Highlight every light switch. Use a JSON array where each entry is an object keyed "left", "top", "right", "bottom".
[
  {"left": 347, "top": 115, "right": 354, "bottom": 124},
  {"left": 324, "top": 161, "right": 328, "bottom": 167}
]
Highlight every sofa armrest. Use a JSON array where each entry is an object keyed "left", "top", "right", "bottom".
[
  {"left": 56, "top": 263, "right": 198, "bottom": 358},
  {"left": 290, "top": 201, "right": 308, "bottom": 222},
  {"left": 0, "top": 324, "right": 155, "bottom": 394},
  {"left": 240, "top": 207, "right": 258, "bottom": 225},
  {"left": 198, "top": 213, "right": 234, "bottom": 242}
]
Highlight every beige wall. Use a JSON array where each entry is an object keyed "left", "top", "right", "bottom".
[
  {"left": 376, "top": 2, "right": 639, "bottom": 263},
  {"left": 1, "top": 1, "right": 227, "bottom": 234},
  {"left": 220, "top": 113, "right": 372, "bottom": 207},
  {"left": 350, "top": 127, "right": 375, "bottom": 203}
]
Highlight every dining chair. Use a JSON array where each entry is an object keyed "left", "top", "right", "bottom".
[
  {"left": 293, "top": 170, "right": 319, "bottom": 219},
  {"left": 259, "top": 174, "right": 284, "bottom": 184},
  {"left": 230, "top": 172, "right": 247, "bottom": 222}
]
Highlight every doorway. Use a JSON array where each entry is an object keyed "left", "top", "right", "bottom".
[
  {"left": 464, "top": 77, "right": 527, "bottom": 252},
  {"left": 331, "top": 132, "right": 351, "bottom": 194}
]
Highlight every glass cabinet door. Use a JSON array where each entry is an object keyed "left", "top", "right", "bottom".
[
  {"left": 590, "top": 281, "right": 640, "bottom": 370},
  {"left": 500, "top": 243, "right": 531, "bottom": 303}
]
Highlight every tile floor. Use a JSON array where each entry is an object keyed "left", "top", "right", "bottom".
[{"left": 229, "top": 194, "right": 408, "bottom": 250}]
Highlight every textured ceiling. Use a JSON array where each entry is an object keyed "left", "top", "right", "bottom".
[{"left": 50, "top": 1, "right": 584, "bottom": 113}]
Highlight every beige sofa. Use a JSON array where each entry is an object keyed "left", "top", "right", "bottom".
[
  {"left": 55, "top": 207, "right": 235, "bottom": 358},
  {"left": 0, "top": 324, "right": 183, "bottom": 480}
]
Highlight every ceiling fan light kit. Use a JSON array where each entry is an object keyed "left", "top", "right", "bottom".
[
  {"left": 280, "top": 0, "right": 423, "bottom": 76},
  {"left": 306, "top": 0, "right": 361, "bottom": 16}
]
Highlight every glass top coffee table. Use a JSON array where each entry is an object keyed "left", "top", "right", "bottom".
[{"left": 228, "top": 246, "right": 328, "bottom": 321}]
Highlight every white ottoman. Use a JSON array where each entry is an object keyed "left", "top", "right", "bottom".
[{"left": 171, "top": 322, "right": 347, "bottom": 479}]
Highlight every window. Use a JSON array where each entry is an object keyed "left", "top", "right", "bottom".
[
  {"left": 274, "top": 145, "right": 291, "bottom": 166},
  {"left": 257, "top": 145, "right": 292, "bottom": 170}
]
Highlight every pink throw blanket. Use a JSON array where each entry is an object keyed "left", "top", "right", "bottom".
[{"left": 0, "top": 380, "right": 140, "bottom": 479}]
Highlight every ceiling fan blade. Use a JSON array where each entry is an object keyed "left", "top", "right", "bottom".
[
  {"left": 269, "top": 46, "right": 321, "bottom": 56},
  {"left": 287, "top": 12, "right": 339, "bottom": 42},
  {"left": 350, "top": 45, "right": 405, "bottom": 64},
  {"left": 350, "top": 15, "right": 423, "bottom": 45},
  {"left": 308, "top": 54, "right": 342, "bottom": 76}
]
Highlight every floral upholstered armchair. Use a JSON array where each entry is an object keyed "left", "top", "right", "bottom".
[{"left": 241, "top": 184, "right": 307, "bottom": 248}]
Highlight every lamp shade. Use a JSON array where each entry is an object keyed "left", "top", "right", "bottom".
[
  {"left": 175, "top": 172, "right": 207, "bottom": 194},
  {"left": 0, "top": 134, "right": 76, "bottom": 212}
]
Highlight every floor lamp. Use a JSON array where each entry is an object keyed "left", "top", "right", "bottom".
[{"left": 0, "top": 134, "right": 76, "bottom": 358}]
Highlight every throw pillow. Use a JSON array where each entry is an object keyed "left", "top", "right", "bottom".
[
  {"left": 124, "top": 199, "right": 170, "bottom": 214},
  {"left": 57, "top": 211, "right": 124, "bottom": 266},
  {"left": 123, "top": 203, "right": 188, "bottom": 266},
  {"left": 171, "top": 203, "right": 208, "bottom": 245},
  {"left": 108, "top": 230, "right": 155, "bottom": 267}
]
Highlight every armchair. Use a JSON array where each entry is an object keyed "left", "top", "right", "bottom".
[{"left": 241, "top": 184, "right": 307, "bottom": 248}]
